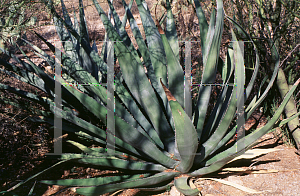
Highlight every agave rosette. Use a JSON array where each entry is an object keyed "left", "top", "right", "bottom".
[{"left": 0, "top": 0, "right": 299, "bottom": 195}]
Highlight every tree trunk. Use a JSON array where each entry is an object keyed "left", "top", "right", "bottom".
[{"left": 276, "top": 67, "right": 300, "bottom": 150}]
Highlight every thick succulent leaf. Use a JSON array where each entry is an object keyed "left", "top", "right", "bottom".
[
  {"left": 0, "top": 59, "right": 52, "bottom": 96},
  {"left": 121, "top": 0, "right": 176, "bottom": 141},
  {"left": 92, "top": 0, "right": 175, "bottom": 153},
  {"left": 105, "top": 4, "right": 164, "bottom": 149},
  {"left": 222, "top": 44, "right": 235, "bottom": 82},
  {"left": 50, "top": 120, "right": 143, "bottom": 158},
  {"left": 60, "top": 0, "right": 73, "bottom": 28},
  {"left": 174, "top": 177, "right": 200, "bottom": 196},
  {"left": 210, "top": 57, "right": 262, "bottom": 154},
  {"left": 193, "top": 85, "right": 236, "bottom": 165},
  {"left": 203, "top": 8, "right": 216, "bottom": 62},
  {"left": 245, "top": 48, "right": 260, "bottom": 101},
  {"left": 100, "top": 0, "right": 112, "bottom": 64},
  {"left": 66, "top": 140, "right": 118, "bottom": 156},
  {"left": 246, "top": 75, "right": 268, "bottom": 112},
  {"left": 77, "top": 40, "right": 98, "bottom": 80},
  {"left": 226, "top": 17, "right": 268, "bottom": 119},
  {"left": 79, "top": 0, "right": 90, "bottom": 43},
  {"left": 226, "top": 16, "right": 260, "bottom": 100},
  {"left": 34, "top": 29, "right": 163, "bottom": 149},
  {"left": 69, "top": 0, "right": 97, "bottom": 80},
  {"left": 59, "top": 56, "right": 164, "bottom": 158},
  {"left": 33, "top": 31, "right": 101, "bottom": 89},
  {"left": 34, "top": 27, "right": 92, "bottom": 94},
  {"left": 194, "top": 0, "right": 224, "bottom": 139},
  {"left": 66, "top": 140, "right": 143, "bottom": 161},
  {"left": 76, "top": 172, "right": 178, "bottom": 196},
  {"left": 28, "top": 181, "right": 36, "bottom": 196},
  {"left": 161, "top": 80, "right": 197, "bottom": 173},
  {"left": 190, "top": 143, "right": 255, "bottom": 176},
  {"left": 115, "top": 83, "right": 165, "bottom": 150},
  {"left": 245, "top": 49, "right": 279, "bottom": 119},
  {"left": 203, "top": 78, "right": 300, "bottom": 167},
  {"left": 61, "top": 80, "right": 177, "bottom": 168},
  {"left": 16, "top": 90, "right": 144, "bottom": 157},
  {"left": 52, "top": 108, "right": 144, "bottom": 158},
  {"left": 16, "top": 46, "right": 57, "bottom": 93},
  {"left": 0, "top": 50, "right": 86, "bottom": 110},
  {"left": 21, "top": 38, "right": 55, "bottom": 68},
  {"left": 196, "top": 36, "right": 244, "bottom": 162},
  {"left": 73, "top": 9, "right": 81, "bottom": 60},
  {"left": 15, "top": 47, "right": 87, "bottom": 110},
  {"left": 279, "top": 111, "right": 300, "bottom": 127},
  {"left": 134, "top": 0, "right": 175, "bottom": 132},
  {"left": 165, "top": 0, "right": 179, "bottom": 60},
  {"left": 232, "top": 31, "right": 245, "bottom": 138},
  {"left": 100, "top": 32, "right": 109, "bottom": 63},
  {"left": 91, "top": 40, "right": 100, "bottom": 80},
  {"left": 208, "top": 124, "right": 237, "bottom": 156},
  {"left": 40, "top": 173, "right": 152, "bottom": 186},
  {"left": 77, "top": 157, "right": 166, "bottom": 171},
  {"left": 43, "top": 0, "right": 107, "bottom": 79},
  {"left": 107, "top": 0, "right": 137, "bottom": 57},
  {"left": 41, "top": 3, "right": 161, "bottom": 146},
  {"left": 200, "top": 85, "right": 233, "bottom": 143},
  {"left": 121, "top": 0, "right": 159, "bottom": 95},
  {"left": 72, "top": 132, "right": 106, "bottom": 148},
  {"left": 193, "top": 0, "right": 209, "bottom": 55},
  {"left": 60, "top": 65, "right": 152, "bottom": 143},
  {"left": 200, "top": 47, "right": 235, "bottom": 143},
  {"left": 120, "top": 0, "right": 133, "bottom": 28},
  {"left": 53, "top": 14, "right": 78, "bottom": 62},
  {"left": 0, "top": 85, "right": 103, "bottom": 137},
  {"left": 47, "top": 153, "right": 102, "bottom": 160},
  {"left": 137, "top": 183, "right": 173, "bottom": 191},
  {"left": 36, "top": 30, "right": 146, "bottom": 133},
  {"left": 24, "top": 34, "right": 107, "bottom": 111},
  {"left": 0, "top": 66, "right": 77, "bottom": 120},
  {"left": 91, "top": 40, "right": 98, "bottom": 52},
  {"left": 53, "top": 4, "right": 82, "bottom": 73},
  {"left": 158, "top": 23, "right": 184, "bottom": 108},
  {"left": 135, "top": 0, "right": 168, "bottom": 88},
  {"left": 58, "top": 122, "right": 108, "bottom": 147}
]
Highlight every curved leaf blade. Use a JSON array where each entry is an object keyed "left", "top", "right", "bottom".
[
  {"left": 165, "top": 0, "right": 179, "bottom": 60},
  {"left": 76, "top": 172, "right": 177, "bottom": 196},
  {"left": 158, "top": 23, "right": 184, "bottom": 107},
  {"left": 161, "top": 79, "right": 198, "bottom": 173},
  {"left": 194, "top": 0, "right": 224, "bottom": 139},
  {"left": 92, "top": 0, "right": 175, "bottom": 153},
  {"left": 41, "top": 173, "right": 152, "bottom": 186},
  {"left": 174, "top": 177, "right": 200, "bottom": 196}
]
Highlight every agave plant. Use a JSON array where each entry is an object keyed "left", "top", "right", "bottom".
[{"left": 0, "top": 0, "right": 299, "bottom": 195}]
